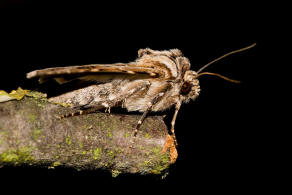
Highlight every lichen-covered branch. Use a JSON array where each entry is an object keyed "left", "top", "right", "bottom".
[{"left": 0, "top": 92, "right": 171, "bottom": 177}]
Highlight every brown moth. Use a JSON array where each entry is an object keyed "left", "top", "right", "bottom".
[{"left": 27, "top": 44, "right": 255, "bottom": 162}]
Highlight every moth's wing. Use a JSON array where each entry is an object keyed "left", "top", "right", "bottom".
[{"left": 26, "top": 63, "right": 163, "bottom": 84}]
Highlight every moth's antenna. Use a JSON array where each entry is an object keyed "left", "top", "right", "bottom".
[
  {"left": 196, "top": 72, "right": 241, "bottom": 83},
  {"left": 196, "top": 43, "right": 256, "bottom": 73}
]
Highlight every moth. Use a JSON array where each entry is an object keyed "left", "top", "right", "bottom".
[{"left": 27, "top": 44, "right": 255, "bottom": 162}]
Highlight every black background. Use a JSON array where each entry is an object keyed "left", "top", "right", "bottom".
[{"left": 0, "top": 1, "right": 274, "bottom": 193}]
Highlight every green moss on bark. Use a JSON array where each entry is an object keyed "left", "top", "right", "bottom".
[{"left": 0, "top": 146, "right": 35, "bottom": 165}]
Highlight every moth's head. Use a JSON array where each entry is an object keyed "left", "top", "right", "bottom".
[
  {"left": 180, "top": 43, "right": 257, "bottom": 102},
  {"left": 180, "top": 69, "right": 240, "bottom": 102},
  {"left": 181, "top": 70, "right": 200, "bottom": 102}
]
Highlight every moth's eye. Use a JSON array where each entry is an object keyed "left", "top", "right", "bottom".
[
  {"left": 144, "top": 50, "right": 151, "bottom": 55},
  {"left": 180, "top": 82, "right": 192, "bottom": 95}
]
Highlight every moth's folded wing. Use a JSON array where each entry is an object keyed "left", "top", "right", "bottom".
[{"left": 26, "top": 63, "right": 160, "bottom": 84}]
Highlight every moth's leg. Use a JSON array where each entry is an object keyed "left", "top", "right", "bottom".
[
  {"left": 57, "top": 106, "right": 102, "bottom": 119},
  {"left": 54, "top": 95, "right": 96, "bottom": 119},
  {"left": 130, "top": 91, "right": 167, "bottom": 148},
  {"left": 133, "top": 87, "right": 170, "bottom": 137},
  {"left": 160, "top": 100, "right": 182, "bottom": 163},
  {"left": 170, "top": 101, "right": 182, "bottom": 146},
  {"left": 133, "top": 104, "right": 151, "bottom": 136}
]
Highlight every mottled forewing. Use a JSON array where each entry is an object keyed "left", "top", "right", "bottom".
[{"left": 26, "top": 63, "right": 164, "bottom": 83}]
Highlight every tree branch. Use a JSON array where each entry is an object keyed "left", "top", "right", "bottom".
[{"left": 0, "top": 92, "right": 171, "bottom": 177}]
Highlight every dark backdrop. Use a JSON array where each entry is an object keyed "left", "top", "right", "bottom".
[{"left": 0, "top": 1, "right": 269, "bottom": 193}]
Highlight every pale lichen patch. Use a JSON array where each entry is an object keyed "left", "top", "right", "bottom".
[
  {"left": 31, "top": 129, "right": 42, "bottom": 141},
  {"left": 111, "top": 169, "right": 121, "bottom": 177},
  {"left": 53, "top": 161, "right": 61, "bottom": 167},
  {"left": 0, "top": 87, "right": 30, "bottom": 102},
  {"left": 65, "top": 136, "right": 72, "bottom": 145},
  {"left": 93, "top": 148, "right": 102, "bottom": 160}
]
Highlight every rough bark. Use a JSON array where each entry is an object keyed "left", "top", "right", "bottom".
[{"left": 0, "top": 92, "right": 171, "bottom": 177}]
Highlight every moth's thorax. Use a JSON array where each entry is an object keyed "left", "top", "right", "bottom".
[
  {"left": 182, "top": 70, "right": 200, "bottom": 102},
  {"left": 137, "top": 48, "right": 199, "bottom": 103},
  {"left": 136, "top": 48, "right": 188, "bottom": 80}
]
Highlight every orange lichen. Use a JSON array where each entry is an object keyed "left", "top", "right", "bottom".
[{"left": 161, "top": 134, "right": 178, "bottom": 164}]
